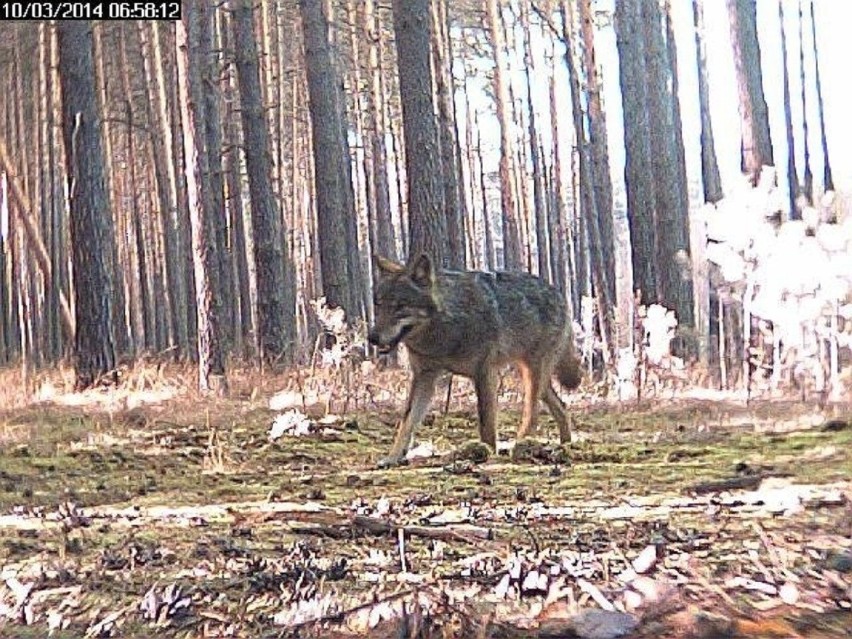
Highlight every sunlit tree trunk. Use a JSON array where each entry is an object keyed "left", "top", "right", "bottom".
[
  {"left": 485, "top": 0, "right": 521, "bottom": 270},
  {"left": 727, "top": 0, "right": 774, "bottom": 183},
  {"left": 778, "top": 0, "right": 799, "bottom": 219},
  {"left": 138, "top": 22, "right": 177, "bottom": 350},
  {"left": 692, "top": 0, "right": 723, "bottom": 204},
  {"left": 176, "top": 2, "right": 228, "bottom": 393},
  {"left": 148, "top": 22, "right": 190, "bottom": 355},
  {"left": 547, "top": 52, "right": 568, "bottom": 302},
  {"left": 563, "top": 0, "right": 612, "bottom": 362},
  {"left": 809, "top": 1, "right": 833, "bottom": 193},
  {"left": 118, "top": 29, "right": 155, "bottom": 353},
  {"left": 520, "top": 0, "right": 549, "bottom": 282},
  {"left": 577, "top": 0, "right": 615, "bottom": 302},
  {"left": 797, "top": 0, "right": 812, "bottom": 204},
  {"left": 198, "top": 2, "right": 232, "bottom": 348}
]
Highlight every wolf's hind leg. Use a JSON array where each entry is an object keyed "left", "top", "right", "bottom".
[
  {"left": 379, "top": 368, "right": 440, "bottom": 467},
  {"left": 543, "top": 384, "right": 571, "bottom": 443},
  {"left": 517, "top": 361, "right": 542, "bottom": 439},
  {"left": 473, "top": 367, "right": 498, "bottom": 451}
]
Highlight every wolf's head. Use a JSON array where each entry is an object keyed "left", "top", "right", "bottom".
[{"left": 368, "top": 253, "right": 439, "bottom": 354}]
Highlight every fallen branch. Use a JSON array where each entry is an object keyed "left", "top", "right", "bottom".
[
  {"left": 689, "top": 475, "right": 764, "bottom": 494},
  {"left": 352, "top": 514, "right": 493, "bottom": 543}
]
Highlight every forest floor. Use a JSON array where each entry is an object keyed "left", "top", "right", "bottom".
[{"left": 0, "top": 362, "right": 849, "bottom": 638}]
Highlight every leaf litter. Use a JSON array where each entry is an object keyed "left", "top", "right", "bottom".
[{"left": 0, "top": 384, "right": 849, "bottom": 638}]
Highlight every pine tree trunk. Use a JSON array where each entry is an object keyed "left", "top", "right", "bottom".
[
  {"left": 148, "top": 22, "right": 190, "bottom": 355},
  {"left": 577, "top": 0, "right": 616, "bottom": 302},
  {"left": 90, "top": 24, "right": 129, "bottom": 357},
  {"left": 727, "top": 0, "right": 774, "bottom": 183},
  {"left": 47, "top": 25, "right": 67, "bottom": 360},
  {"left": 364, "top": 0, "right": 395, "bottom": 262},
  {"left": 219, "top": 8, "right": 254, "bottom": 357},
  {"left": 176, "top": 1, "right": 228, "bottom": 393},
  {"left": 643, "top": 0, "right": 694, "bottom": 332},
  {"left": 692, "top": 0, "right": 723, "bottom": 203},
  {"left": 137, "top": 22, "right": 177, "bottom": 350},
  {"left": 809, "top": 1, "right": 833, "bottom": 192},
  {"left": 521, "top": 0, "right": 549, "bottom": 282},
  {"left": 431, "top": 0, "right": 465, "bottom": 268},
  {"left": 300, "top": 0, "right": 358, "bottom": 315},
  {"left": 232, "top": 0, "right": 295, "bottom": 364},
  {"left": 614, "top": 0, "right": 658, "bottom": 306},
  {"left": 547, "top": 55, "right": 567, "bottom": 302},
  {"left": 393, "top": 0, "right": 447, "bottom": 266},
  {"left": 562, "top": 1, "right": 612, "bottom": 362},
  {"left": 778, "top": 0, "right": 800, "bottom": 219},
  {"left": 327, "top": 0, "right": 366, "bottom": 319},
  {"left": 119, "top": 31, "right": 155, "bottom": 352},
  {"left": 57, "top": 21, "right": 118, "bottom": 389},
  {"left": 797, "top": 0, "right": 813, "bottom": 204},
  {"left": 472, "top": 110, "right": 494, "bottom": 272},
  {"left": 198, "top": 2, "right": 233, "bottom": 348},
  {"left": 485, "top": 0, "right": 521, "bottom": 270}
]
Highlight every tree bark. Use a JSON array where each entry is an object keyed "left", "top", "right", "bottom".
[
  {"left": 577, "top": 0, "right": 616, "bottom": 301},
  {"left": 300, "top": 0, "right": 358, "bottom": 315},
  {"left": 809, "top": 1, "right": 833, "bottom": 192},
  {"left": 198, "top": 1, "right": 233, "bottom": 347},
  {"left": 56, "top": 21, "right": 117, "bottom": 389},
  {"left": 219, "top": 8, "right": 254, "bottom": 357},
  {"left": 692, "top": 0, "right": 723, "bottom": 203},
  {"left": 392, "top": 0, "right": 447, "bottom": 266},
  {"left": 643, "top": 0, "right": 694, "bottom": 331},
  {"left": 90, "top": 24, "right": 129, "bottom": 357},
  {"left": 778, "top": 0, "right": 799, "bottom": 219},
  {"left": 431, "top": 0, "right": 465, "bottom": 268},
  {"left": 797, "top": 0, "right": 812, "bottom": 204},
  {"left": 149, "top": 22, "right": 190, "bottom": 355},
  {"left": 176, "top": 1, "right": 228, "bottom": 393},
  {"left": 727, "top": 0, "right": 774, "bottom": 183},
  {"left": 614, "top": 0, "right": 658, "bottom": 306},
  {"left": 364, "top": 0, "right": 395, "bottom": 261},
  {"left": 521, "top": 0, "right": 549, "bottom": 282},
  {"left": 232, "top": 0, "right": 295, "bottom": 364},
  {"left": 485, "top": 0, "right": 521, "bottom": 270}
]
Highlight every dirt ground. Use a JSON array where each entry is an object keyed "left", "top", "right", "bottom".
[{"left": 0, "top": 364, "right": 849, "bottom": 638}]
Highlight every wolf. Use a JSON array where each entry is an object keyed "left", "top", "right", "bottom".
[{"left": 368, "top": 253, "right": 582, "bottom": 467}]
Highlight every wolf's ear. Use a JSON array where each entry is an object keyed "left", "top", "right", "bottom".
[
  {"left": 409, "top": 253, "right": 434, "bottom": 288},
  {"left": 373, "top": 254, "right": 405, "bottom": 276}
]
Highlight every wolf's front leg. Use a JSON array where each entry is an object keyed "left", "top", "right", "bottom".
[
  {"left": 378, "top": 368, "right": 440, "bottom": 468},
  {"left": 474, "top": 367, "right": 498, "bottom": 451}
]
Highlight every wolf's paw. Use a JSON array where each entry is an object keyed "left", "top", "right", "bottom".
[{"left": 376, "top": 455, "right": 408, "bottom": 469}]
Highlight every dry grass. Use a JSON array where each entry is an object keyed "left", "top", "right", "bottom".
[{"left": 0, "top": 358, "right": 849, "bottom": 637}]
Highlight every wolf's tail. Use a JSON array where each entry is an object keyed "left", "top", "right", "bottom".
[{"left": 555, "top": 344, "right": 583, "bottom": 390}]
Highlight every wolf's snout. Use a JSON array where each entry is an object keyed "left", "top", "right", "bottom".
[
  {"left": 368, "top": 328, "right": 394, "bottom": 355},
  {"left": 367, "top": 328, "right": 382, "bottom": 346}
]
